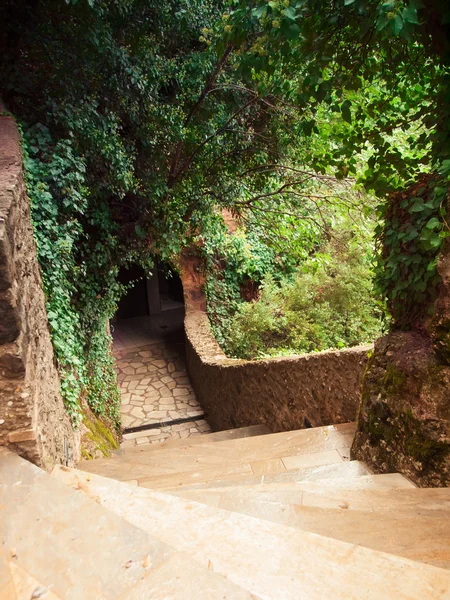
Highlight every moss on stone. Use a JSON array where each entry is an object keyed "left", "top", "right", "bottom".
[
  {"left": 400, "top": 409, "right": 449, "bottom": 467},
  {"left": 81, "top": 448, "right": 93, "bottom": 460},
  {"left": 382, "top": 362, "right": 407, "bottom": 396},
  {"left": 363, "top": 403, "right": 450, "bottom": 473},
  {"left": 80, "top": 407, "right": 119, "bottom": 460},
  {"left": 432, "top": 324, "right": 450, "bottom": 364},
  {"left": 404, "top": 435, "right": 449, "bottom": 465},
  {"left": 366, "top": 409, "right": 394, "bottom": 445}
]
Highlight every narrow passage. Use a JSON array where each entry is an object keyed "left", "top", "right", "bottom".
[{"left": 112, "top": 308, "right": 211, "bottom": 447}]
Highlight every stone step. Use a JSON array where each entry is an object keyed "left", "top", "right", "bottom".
[
  {"left": 168, "top": 459, "right": 373, "bottom": 491},
  {"left": 77, "top": 422, "right": 356, "bottom": 487},
  {"left": 169, "top": 482, "right": 450, "bottom": 569},
  {"left": 53, "top": 466, "right": 450, "bottom": 599},
  {"left": 170, "top": 473, "right": 415, "bottom": 499},
  {"left": 112, "top": 552, "right": 254, "bottom": 600},
  {"left": 122, "top": 424, "right": 272, "bottom": 453},
  {"left": 0, "top": 449, "right": 254, "bottom": 600}
]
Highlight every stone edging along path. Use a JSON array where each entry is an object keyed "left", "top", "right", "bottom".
[{"left": 184, "top": 310, "right": 371, "bottom": 433}]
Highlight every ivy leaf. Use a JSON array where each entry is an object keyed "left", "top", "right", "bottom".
[
  {"left": 425, "top": 217, "right": 440, "bottom": 230},
  {"left": 427, "top": 257, "right": 439, "bottom": 271},
  {"left": 281, "top": 21, "right": 301, "bottom": 39},
  {"left": 283, "top": 7, "right": 297, "bottom": 20},
  {"left": 402, "top": 5, "right": 419, "bottom": 25},
  {"left": 405, "top": 228, "right": 419, "bottom": 241},
  {"left": 438, "top": 160, "right": 450, "bottom": 176},
  {"left": 252, "top": 6, "right": 266, "bottom": 19},
  {"left": 410, "top": 200, "right": 425, "bottom": 212},
  {"left": 392, "top": 14, "right": 404, "bottom": 35}
]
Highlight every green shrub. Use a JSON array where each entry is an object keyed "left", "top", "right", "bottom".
[{"left": 223, "top": 238, "right": 384, "bottom": 359}]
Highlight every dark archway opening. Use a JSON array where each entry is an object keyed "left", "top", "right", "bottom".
[{"left": 115, "top": 263, "right": 184, "bottom": 321}]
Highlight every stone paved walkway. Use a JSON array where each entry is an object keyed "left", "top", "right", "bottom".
[{"left": 112, "top": 310, "right": 211, "bottom": 447}]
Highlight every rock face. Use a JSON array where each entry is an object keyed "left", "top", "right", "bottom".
[
  {"left": 351, "top": 331, "right": 450, "bottom": 486},
  {"left": 0, "top": 112, "right": 79, "bottom": 469},
  {"left": 352, "top": 208, "right": 450, "bottom": 487}
]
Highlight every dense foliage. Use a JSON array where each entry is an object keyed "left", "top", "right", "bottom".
[
  {"left": 1, "top": 0, "right": 449, "bottom": 423},
  {"left": 375, "top": 170, "right": 450, "bottom": 327},
  {"left": 202, "top": 179, "right": 383, "bottom": 357},
  {"left": 225, "top": 239, "right": 382, "bottom": 359},
  {"left": 220, "top": 0, "right": 450, "bottom": 322},
  {"left": 2, "top": 0, "right": 239, "bottom": 423}
]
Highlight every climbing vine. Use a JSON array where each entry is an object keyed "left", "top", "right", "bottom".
[
  {"left": 20, "top": 122, "right": 137, "bottom": 428},
  {"left": 374, "top": 167, "right": 450, "bottom": 327}
]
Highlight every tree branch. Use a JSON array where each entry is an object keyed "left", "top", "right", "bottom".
[
  {"left": 172, "top": 96, "right": 260, "bottom": 184},
  {"left": 167, "top": 43, "right": 234, "bottom": 189}
]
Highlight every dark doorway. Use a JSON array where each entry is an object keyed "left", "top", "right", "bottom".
[
  {"left": 116, "top": 265, "right": 149, "bottom": 320},
  {"left": 157, "top": 266, "right": 184, "bottom": 311},
  {"left": 115, "top": 263, "right": 184, "bottom": 321}
]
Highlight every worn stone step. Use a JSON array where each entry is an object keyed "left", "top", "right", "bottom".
[
  {"left": 118, "top": 551, "right": 254, "bottom": 600},
  {"left": 169, "top": 483, "right": 450, "bottom": 569},
  {"left": 53, "top": 466, "right": 450, "bottom": 599},
  {"left": 77, "top": 422, "right": 356, "bottom": 486},
  {"left": 231, "top": 421, "right": 355, "bottom": 463},
  {"left": 122, "top": 424, "right": 272, "bottom": 453},
  {"left": 170, "top": 473, "right": 415, "bottom": 500},
  {"left": 204, "top": 484, "right": 449, "bottom": 518},
  {"left": 0, "top": 449, "right": 255, "bottom": 600},
  {"left": 168, "top": 460, "right": 372, "bottom": 491}
]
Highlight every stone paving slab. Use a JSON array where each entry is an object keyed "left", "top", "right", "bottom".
[{"left": 115, "top": 341, "right": 211, "bottom": 447}]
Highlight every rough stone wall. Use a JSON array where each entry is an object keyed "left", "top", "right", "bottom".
[
  {"left": 184, "top": 310, "right": 370, "bottom": 433},
  {"left": 351, "top": 331, "right": 450, "bottom": 487},
  {"left": 0, "top": 112, "right": 79, "bottom": 469}
]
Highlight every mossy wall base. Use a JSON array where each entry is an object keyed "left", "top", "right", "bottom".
[
  {"left": 80, "top": 406, "right": 119, "bottom": 460},
  {"left": 351, "top": 331, "right": 450, "bottom": 487}
]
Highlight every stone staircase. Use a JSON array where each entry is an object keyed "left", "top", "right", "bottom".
[{"left": 2, "top": 422, "right": 450, "bottom": 598}]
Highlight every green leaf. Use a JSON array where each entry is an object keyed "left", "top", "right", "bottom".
[
  {"left": 410, "top": 201, "right": 425, "bottom": 212},
  {"left": 425, "top": 217, "right": 440, "bottom": 229},
  {"left": 283, "top": 7, "right": 296, "bottom": 20},
  {"left": 438, "top": 160, "right": 450, "bottom": 176},
  {"left": 252, "top": 6, "right": 266, "bottom": 19},
  {"left": 402, "top": 5, "right": 419, "bottom": 24},
  {"left": 281, "top": 20, "right": 301, "bottom": 38},
  {"left": 405, "top": 228, "right": 419, "bottom": 241},
  {"left": 392, "top": 14, "right": 404, "bottom": 35}
]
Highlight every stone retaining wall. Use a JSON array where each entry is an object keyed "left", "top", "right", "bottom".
[
  {"left": 0, "top": 111, "right": 79, "bottom": 468},
  {"left": 185, "top": 310, "right": 371, "bottom": 433}
]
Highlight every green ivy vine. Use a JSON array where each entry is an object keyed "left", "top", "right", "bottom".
[
  {"left": 374, "top": 162, "right": 450, "bottom": 327},
  {"left": 21, "top": 123, "right": 125, "bottom": 428}
]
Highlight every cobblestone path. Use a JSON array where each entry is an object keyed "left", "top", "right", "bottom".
[{"left": 112, "top": 311, "right": 211, "bottom": 447}]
